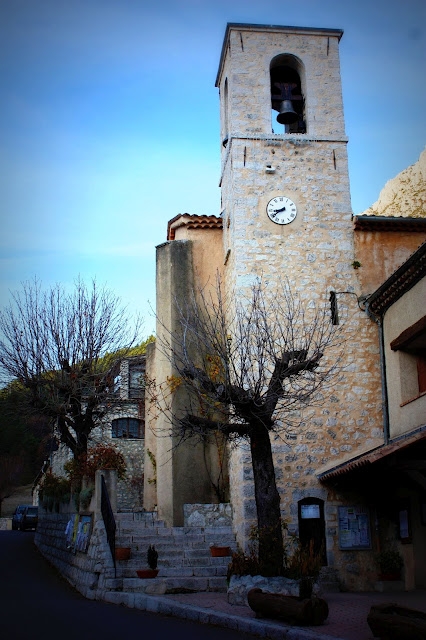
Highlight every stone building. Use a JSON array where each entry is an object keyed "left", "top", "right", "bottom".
[
  {"left": 144, "top": 23, "right": 426, "bottom": 591},
  {"left": 47, "top": 355, "right": 146, "bottom": 511}
]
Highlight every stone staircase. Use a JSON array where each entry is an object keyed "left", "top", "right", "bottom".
[{"left": 108, "top": 511, "right": 237, "bottom": 594}]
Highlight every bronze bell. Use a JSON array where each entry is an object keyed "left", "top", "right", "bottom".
[{"left": 276, "top": 99, "right": 298, "bottom": 125}]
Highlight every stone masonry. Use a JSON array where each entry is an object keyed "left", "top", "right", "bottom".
[{"left": 215, "top": 24, "right": 384, "bottom": 590}]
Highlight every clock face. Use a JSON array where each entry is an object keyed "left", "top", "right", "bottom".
[{"left": 266, "top": 196, "right": 297, "bottom": 225}]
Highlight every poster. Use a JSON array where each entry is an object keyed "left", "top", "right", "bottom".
[
  {"left": 338, "top": 506, "right": 371, "bottom": 550},
  {"left": 65, "top": 514, "right": 93, "bottom": 553}
]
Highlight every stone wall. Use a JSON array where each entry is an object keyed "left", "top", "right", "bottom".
[
  {"left": 34, "top": 470, "right": 120, "bottom": 599},
  {"left": 34, "top": 511, "right": 116, "bottom": 600},
  {"left": 183, "top": 503, "right": 233, "bottom": 527},
  {"left": 0, "top": 518, "right": 11, "bottom": 530}
]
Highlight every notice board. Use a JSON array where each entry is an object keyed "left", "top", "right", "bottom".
[{"left": 338, "top": 506, "right": 371, "bottom": 550}]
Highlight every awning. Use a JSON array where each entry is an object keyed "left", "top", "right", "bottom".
[{"left": 317, "top": 425, "right": 426, "bottom": 482}]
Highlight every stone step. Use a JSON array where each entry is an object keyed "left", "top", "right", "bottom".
[
  {"left": 115, "top": 553, "right": 232, "bottom": 567},
  {"left": 118, "top": 564, "right": 228, "bottom": 579}
]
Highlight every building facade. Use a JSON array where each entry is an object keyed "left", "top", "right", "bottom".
[{"left": 145, "top": 23, "right": 426, "bottom": 591}]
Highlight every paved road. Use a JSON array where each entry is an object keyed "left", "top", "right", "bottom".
[{"left": 0, "top": 531, "right": 256, "bottom": 640}]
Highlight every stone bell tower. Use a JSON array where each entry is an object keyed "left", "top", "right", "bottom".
[
  {"left": 215, "top": 24, "right": 383, "bottom": 558},
  {"left": 215, "top": 23, "right": 351, "bottom": 294}
]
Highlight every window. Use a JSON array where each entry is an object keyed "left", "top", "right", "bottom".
[
  {"left": 391, "top": 315, "right": 426, "bottom": 404},
  {"left": 112, "top": 417, "right": 143, "bottom": 439},
  {"left": 129, "top": 365, "right": 145, "bottom": 399},
  {"left": 113, "top": 375, "right": 121, "bottom": 394}
]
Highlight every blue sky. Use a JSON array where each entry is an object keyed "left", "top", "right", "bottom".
[{"left": 1, "top": 0, "right": 425, "bottom": 336}]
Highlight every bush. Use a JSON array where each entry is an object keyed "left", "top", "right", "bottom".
[
  {"left": 285, "top": 538, "right": 323, "bottom": 579},
  {"left": 64, "top": 443, "right": 126, "bottom": 483},
  {"left": 226, "top": 547, "right": 261, "bottom": 582},
  {"left": 377, "top": 549, "right": 403, "bottom": 574},
  {"left": 39, "top": 473, "right": 71, "bottom": 511}
]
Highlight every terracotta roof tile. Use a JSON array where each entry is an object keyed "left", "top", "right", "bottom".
[{"left": 167, "top": 214, "right": 223, "bottom": 240}]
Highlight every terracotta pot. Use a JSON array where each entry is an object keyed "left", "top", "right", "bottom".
[
  {"left": 210, "top": 545, "right": 231, "bottom": 557},
  {"left": 115, "top": 547, "right": 131, "bottom": 561},
  {"left": 379, "top": 572, "right": 401, "bottom": 581},
  {"left": 136, "top": 569, "right": 159, "bottom": 579}
]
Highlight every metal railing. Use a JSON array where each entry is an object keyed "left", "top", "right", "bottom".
[{"left": 101, "top": 474, "right": 116, "bottom": 576}]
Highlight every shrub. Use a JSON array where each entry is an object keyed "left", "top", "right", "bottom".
[
  {"left": 285, "top": 538, "right": 323, "bottom": 579},
  {"left": 39, "top": 473, "right": 71, "bottom": 511},
  {"left": 226, "top": 547, "right": 261, "bottom": 582},
  {"left": 377, "top": 549, "right": 403, "bottom": 574},
  {"left": 64, "top": 443, "right": 126, "bottom": 483}
]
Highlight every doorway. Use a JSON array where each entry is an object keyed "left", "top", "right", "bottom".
[{"left": 298, "top": 497, "right": 327, "bottom": 565}]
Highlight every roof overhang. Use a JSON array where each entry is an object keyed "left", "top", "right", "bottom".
[
  {"left": 317, "top": 425, "right": 426, "bottom": 482},
  {"left": 365, "top": 239, "right": 426, "bottom": 317},
  {"left": 353, "top": 215, "right": 426, "bottom": 233}
]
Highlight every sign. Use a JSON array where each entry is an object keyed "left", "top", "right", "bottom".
[
  {"left": 300, "top": 504, "right": 321, "bottom": 519},
  {"left": 338, "top": 506, "right": 371, "bottom": 550},
  {"left": 65, "top": 514, "right": 93, "bottom": 553}
]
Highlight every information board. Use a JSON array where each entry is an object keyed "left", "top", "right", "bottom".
[{"left": 338, "top": 506, "right": 371, "bottom": 550}]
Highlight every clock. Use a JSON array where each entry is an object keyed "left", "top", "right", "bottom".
[{"left": 266, "top": 196, "right": 297, "bottom": 225}]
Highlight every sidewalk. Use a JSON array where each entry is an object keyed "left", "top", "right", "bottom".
[{"left": 103, "top": 587, "right": 426, "bottom": 640}]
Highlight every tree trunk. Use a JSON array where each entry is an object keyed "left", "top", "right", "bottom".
[
  {"left": 247, "top": 588, "right": 329, "bottom": 626},
  {"left": 367, "top": 603, "right": 426, "bottom": 640},
  {"left": 250, "top": 424, "right": 284, "bottom": 576}
]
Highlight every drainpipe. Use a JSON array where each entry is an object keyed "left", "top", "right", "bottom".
[{"left": 365, "top": 303, "right": 390, "bottom": 445}]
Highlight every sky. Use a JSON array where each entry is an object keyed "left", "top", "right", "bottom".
[{"left": 1, "top": 0, "right": 425, "bottom": 337}]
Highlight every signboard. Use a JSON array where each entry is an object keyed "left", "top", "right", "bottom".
[
  {"left": 338, "top": 506, "right": 371, "bottom": 550},
  {"left": 65, "top": 514, "right": 93, "bottom": 554},
  {"left": 300, "top": 504, "right": 321, "bottom": 519}
]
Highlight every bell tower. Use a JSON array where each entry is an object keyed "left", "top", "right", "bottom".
[
  {"left": 215, "top": 23, "right": 351, "bottom": 296},
  {"left": 214, "top": 24, "right": 384, "bottom": 554}
]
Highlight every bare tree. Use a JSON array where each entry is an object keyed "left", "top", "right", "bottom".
[
  {"left": 150, "top": 277, "right": 347, "bottom": 576},
  {"left": 0, "top": 278, "right": 143, "bottom": 459}
]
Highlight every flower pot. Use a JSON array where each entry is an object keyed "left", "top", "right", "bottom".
[
  {"left": 210, "top": 545, "right": 231, "bottom": 557},
  {"left": 136, "top": 569, "right": 159, "bottom": 579},
  {"left": 115, "top": 547, "right": 131, "bottom": 561},
  {"left": 379, "top": 572, "right": 401, "bottom": 581}
]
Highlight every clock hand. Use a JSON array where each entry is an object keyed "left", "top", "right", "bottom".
[{"left": 273, "top": 206, "right": 286, "bottom": 213}]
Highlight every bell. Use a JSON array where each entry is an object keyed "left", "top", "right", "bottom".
[{"left": 276, "top": 100, "right": 298, "bottom": 125}]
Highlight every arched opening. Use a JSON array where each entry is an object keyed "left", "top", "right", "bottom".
[
  {"left": 270, "top": 54, "right": 306, "bottom": 134},
  {"left": 298, "top": 497, "right": 327, "bottom": 566}
]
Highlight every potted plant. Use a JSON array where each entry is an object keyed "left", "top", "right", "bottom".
[
  {"left": 115, "top": 546, "right": 131, "bottom": 561},
  {"left": 136, "top": 544, "right": 159, "bottom": 578},
  {"left": 377, "top": 549, "right": 403, "bottom": 580},
  {"left": 210, "top": 543, "right": 232, "bottom": 557}
]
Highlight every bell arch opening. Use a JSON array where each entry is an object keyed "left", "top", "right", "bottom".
[{"left": 270, "top": 54, "right": 306, "bottom": 134}]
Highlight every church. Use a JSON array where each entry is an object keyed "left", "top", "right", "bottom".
[{"left": 143, "top": 23, "right": 426, "bottom": 591}]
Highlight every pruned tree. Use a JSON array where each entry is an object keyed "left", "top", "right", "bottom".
[
  {"left": 0, "top": 278, "right": 143, "bottom": 459},
  {"left": 150, "top": 277, "right": 347, "bottom": 576}
]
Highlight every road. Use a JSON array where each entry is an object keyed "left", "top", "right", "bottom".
[{"left": 0, "top": 530, "right": 256, "bottom": 640}]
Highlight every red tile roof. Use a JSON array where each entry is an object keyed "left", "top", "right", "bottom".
[{"left": 167, "top": 214, "right": 223, "bottom": 241}]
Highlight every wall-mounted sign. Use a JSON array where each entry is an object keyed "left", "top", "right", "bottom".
[
  {"left": 338, "top": 506, "right": 371, "bottom": 550},
  {"left": 300, "top": 504, "right": 321, "bottom": 519},
  {"left": 65, "top": 514, "right": 93, "bottom": 554}
]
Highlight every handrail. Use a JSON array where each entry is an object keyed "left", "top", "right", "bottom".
[{"left": 101, "top": 474, "right": 116, "bottom": 577}]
